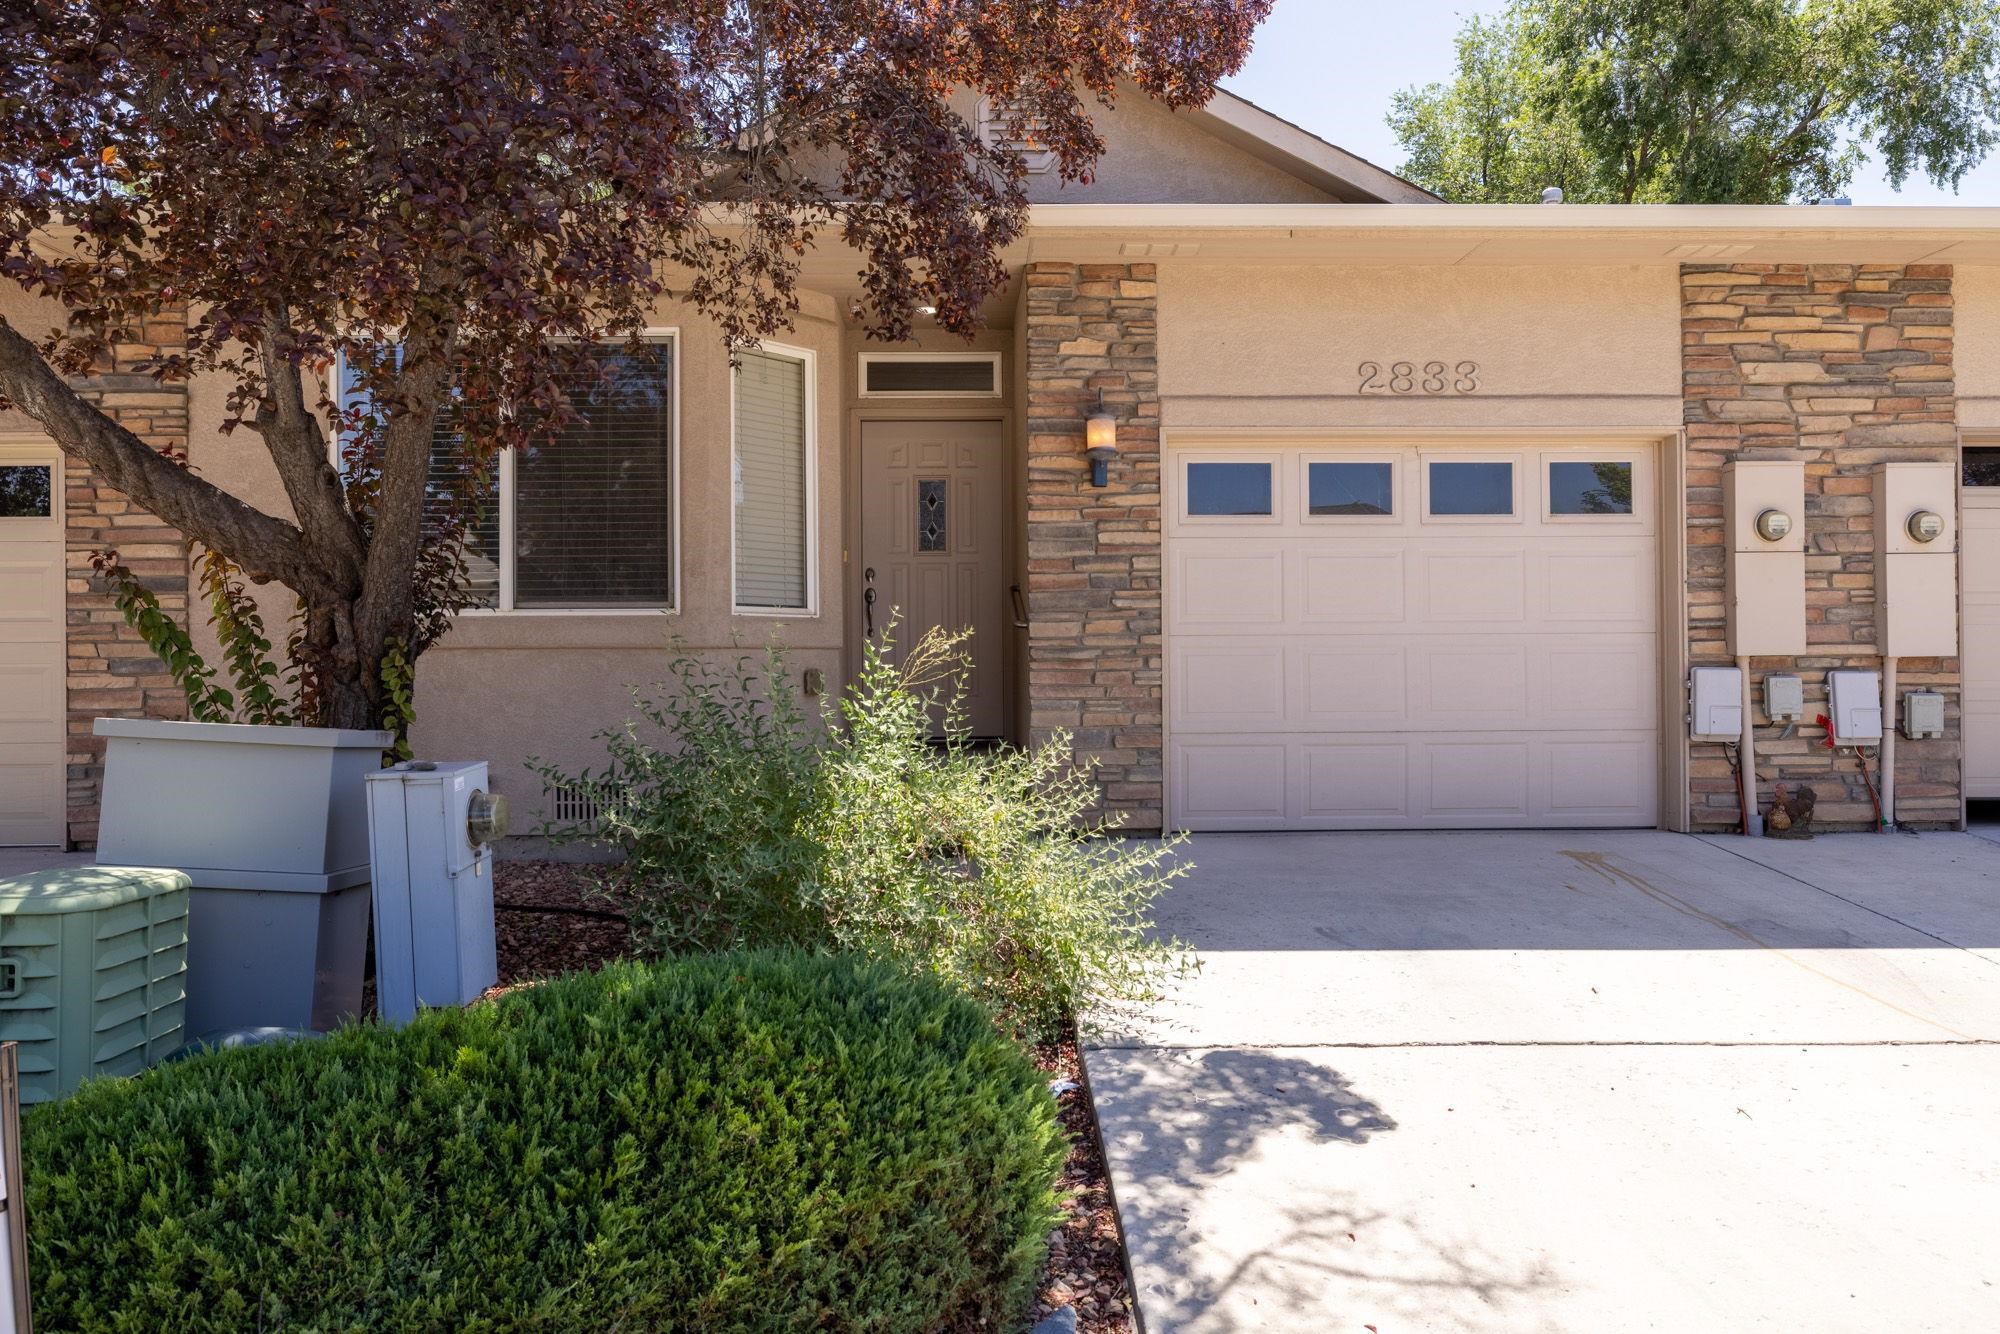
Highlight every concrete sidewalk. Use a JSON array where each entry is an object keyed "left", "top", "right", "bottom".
[{"left": 1084, "top": 830, "right": 2000, "bottom": 1333}]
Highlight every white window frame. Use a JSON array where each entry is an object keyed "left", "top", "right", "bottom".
[
  {"left": 1541, "top": 449, "right": 1648, "bottom": 525},
  {"left": 1178, "top": 454, "right": 1283, "bottom": 526},
  {"left": 328, "top": 328, "right": 682, "bottom": 616},
  {"left": 858, "top": 351, "right": 1003, "bottom": 400},
  {"left": 731, "top": 339, "right": 820, "bottom": 618},
  {"left": 0, "top": 437, "right": 62, "bottom": 540}
]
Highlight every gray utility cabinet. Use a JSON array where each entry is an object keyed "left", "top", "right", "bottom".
[
  {"left": 365, "top": 761, "right": 500, "bottom": 1025},
  {"left": 94, "top": 719, "right": 392, "bottom": 1037},
  {"left": 0, "top": 867, "right": 189, "bottom": 1103}
]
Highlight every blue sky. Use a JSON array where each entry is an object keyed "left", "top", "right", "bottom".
[{"left": 1222, "top": 0, "right": 2000, "bottom": 205}]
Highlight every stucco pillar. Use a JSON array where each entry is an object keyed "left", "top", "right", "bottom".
[
  {"left": 1022, "top": 261, "right": 1164, "bottom": 830},
  {"left": 1682, "top": 263, "right": 1959, "bottom": 830}
]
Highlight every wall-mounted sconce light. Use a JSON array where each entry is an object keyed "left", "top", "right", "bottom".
[
  {"left": 1085, "top": 394, "right": 1118, "bottom": 487},
  {"left": 1754, "top": 507, "right": 1793, "bottom": 543}
]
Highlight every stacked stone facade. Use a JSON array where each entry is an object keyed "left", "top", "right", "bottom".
[
  {"left": 1022, "top": 261, "right": 1164, "bottom": 830},
  {"left": 1682, "top": 263, "right": 1958, "bottom": 831},
  {"left": 64, "top": 311, "right": 192, "bottom": 846}
]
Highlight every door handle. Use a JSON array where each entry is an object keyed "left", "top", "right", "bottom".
[
  {"left": 1010, "top": 583, "right": 1028, "bottom": 629},
  {"left": 863, "top": 567, "right": 877, "bottom": 637}
]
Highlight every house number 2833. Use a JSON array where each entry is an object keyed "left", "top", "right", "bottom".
[{"left": 1357, "top": 361, "right": 1480, "bottom": 394}]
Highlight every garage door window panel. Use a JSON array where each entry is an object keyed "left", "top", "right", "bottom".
[
  {"left": 1426, "top": 460, "right": 1517, "bottom": 520},
  {"left": 1547, "top": 459, "right": 1637, "bottom": 519},
  {"left": 1965, "top": 447, "right": 2000, "bottom": 487},
  {"left": 1184, "top": 460, "right": 1277, "bottom": 522},
  {"left": 0, "top": 467, "right": 52, "bottom": 519},
  {"left": 1305, "top": 460, "right": 1395, "bottom": 520}
]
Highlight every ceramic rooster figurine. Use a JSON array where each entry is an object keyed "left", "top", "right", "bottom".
[{"left": 1766, "top": 784, "right": 1817, "bottom": 839}]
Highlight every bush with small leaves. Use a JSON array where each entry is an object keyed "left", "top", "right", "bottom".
[
  {"left": 540, "top": 628, "right": 1194, "bottom": 1040},
  {"left": 24, "top": 952, "right": 1065, "bottom": 1332}
]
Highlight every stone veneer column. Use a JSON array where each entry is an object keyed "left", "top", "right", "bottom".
[
  {"left": 1683, "top": 263, "right": 1958, "bottom": 830},
  {"left": 64, "top": 309, "right": 192, "bottom": 846},
  {"left": 1023, "top": 261, "right": 1164, "bottom": 830}
]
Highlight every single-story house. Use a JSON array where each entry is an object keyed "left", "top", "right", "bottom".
[{"left": 4, "top": 88, "right": 1999, "bottom": 847}]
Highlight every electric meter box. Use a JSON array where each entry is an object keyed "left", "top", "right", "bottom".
[
  {"left": 1874, "top": 463, "right": 1958, "bottom": 657},
  {"left": 1689, "top": 666, "right": 1745, "bottom": 742},
  {"left": 1826, "top": 670, "right": 1884, "bottom": 743},
  {"left": 1722, "top": 460, "right": 1807, "bottom": 656},
  {"left": 365, "top": 761, "right": 501, "bottom": 1025},
  {"left": 0, "top": 867, "right": 189, "bottom": 1103},
  {"left": 1764, "top": 674, "right": 1804, "bottom": 723},
  {"left": 1902, "top": 690, "right": 1947, "bottom": 740}
]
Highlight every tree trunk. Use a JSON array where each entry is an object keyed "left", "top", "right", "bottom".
[{"left": 296, "top": 585, "right": 409, "bottom": 731}]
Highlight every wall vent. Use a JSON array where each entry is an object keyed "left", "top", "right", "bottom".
[
  {"left": 978, "top": 97, "right": 1056, "bottom": 174},
  {"left": 1664, "top": 243, "right": 1755, "bottom": 260},
  {"left": 542, "top": 782, "right": 621, "bottom": 830}
]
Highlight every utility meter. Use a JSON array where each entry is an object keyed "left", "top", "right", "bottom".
[
  {"left": 1906, "top": 510, "right": 1945, "bottom": 544},
  {"left": 1724, "top": 461, "right": 1807, "bottom": 656}
]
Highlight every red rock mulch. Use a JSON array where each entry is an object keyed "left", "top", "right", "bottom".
[{"left": 488, "top": 860, "right": 1135, "bottom": 1333}]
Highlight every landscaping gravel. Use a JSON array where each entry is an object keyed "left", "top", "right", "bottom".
[{"left": 489, "top": 860, "right": 1135, "bottom": 1333}]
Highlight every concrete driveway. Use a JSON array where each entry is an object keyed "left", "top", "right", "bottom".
[{"left": 1084, "top": 830, "right": 2000, "bottom": 1333}]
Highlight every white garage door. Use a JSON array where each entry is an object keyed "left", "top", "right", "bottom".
[
  {"left": 1166, "top": 443, "right": 1661, "bottom": 831},
  {"left": 0, "top": 449, "right": 65, "bottom": 846},
  {"left": 1963, "top": 483, "right": 2000, "bottom": 800}
]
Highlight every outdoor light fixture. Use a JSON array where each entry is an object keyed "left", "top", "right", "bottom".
[
  {"left": 1906, "top": 509, "right": 1945, "bottom": 544},
  {"left": 1085, "top": 394, "right": 1119, "bottom": 487},
  {"left": 1754, "top": 507, "right": 1793, "bottom": 542}
]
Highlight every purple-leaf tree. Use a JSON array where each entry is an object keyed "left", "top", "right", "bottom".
[{"left": 0, "top": 1, "right": 1269, "bottom": 728}]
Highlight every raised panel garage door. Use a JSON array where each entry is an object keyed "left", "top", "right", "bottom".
[
  {"left": 1165, "top": 444, "right": 1661, "bottom": 831},
  {"left": 0, "top": 451, "right": 65, "bottom": 846}
]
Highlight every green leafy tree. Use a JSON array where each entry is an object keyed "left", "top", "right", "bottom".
[
  {"left": 1389, "top": 13, "right": 1598, "bottom": 204},
  {"left": 1392, "top": 0, "right": 2000, "bottom": 203}
]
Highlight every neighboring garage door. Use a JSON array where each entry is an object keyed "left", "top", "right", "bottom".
[
  {"left": 1963, "top": 474, "right": 2000, "bottom": 799},
  {"left": 0, "top": 449, "right": 65, "bottom": 846},
  {"left": 1166, "top": 442, "right": 1660, "bottom": 831}
]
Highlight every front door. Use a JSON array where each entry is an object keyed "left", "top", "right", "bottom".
[
  {"left": 859, "top": 419, "right": 1007, "bottom": 738},
  {"left": 0, "top": 449, "right": 65, "bottom": 846}
]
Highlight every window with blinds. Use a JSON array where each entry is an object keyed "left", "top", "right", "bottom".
[
  {"left": 733, "top": 347, "right": 812, "bottom": 611},
  {"left": 515, "top": 343, "right": 675, "bottom": 608},
  {"left": 335, "top": 339, "right": 674, "bottom": 611}
]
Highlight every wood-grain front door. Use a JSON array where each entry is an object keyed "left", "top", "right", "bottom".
[{"left": 859, "top": 419, "right": 1007, "bottom": 738}]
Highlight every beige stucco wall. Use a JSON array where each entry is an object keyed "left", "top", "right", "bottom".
[
  {"left": 0, "top": 287, "right": 70, "bottom": 436},
  {"left": 91, "top": 288, "right": 851, "bottom": 822},
  {"left": 414, "top": 292, "right": 846, "bottom": 817},
  {"left": 1957, "top": 266, "right": 2000, "bottom": 431},
  {"left": 1156, "top": 264, "right": 1685, "bottom": 431},
  {"left": 945, "top": 87, "right": 1338, "bottom": 206}
]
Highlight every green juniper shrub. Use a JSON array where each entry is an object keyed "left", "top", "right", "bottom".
[
  {"left": 538, "top": 627, "right": 1194, "bottom": 1040},
  {"left": 23, "top": 952, "right": 1065, "bottom": 1333}
]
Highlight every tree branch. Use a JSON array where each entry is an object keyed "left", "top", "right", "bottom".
[
  {"left": 0, "top": 316, "right": 338, "bottom": 599},
  {"left": 252, "top": 318, "right": 366, "bottom": 585}
]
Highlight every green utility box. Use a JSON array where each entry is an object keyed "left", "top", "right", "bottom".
[{"left": 0, "top": 867, "right": 190, "bottom": 1104}]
